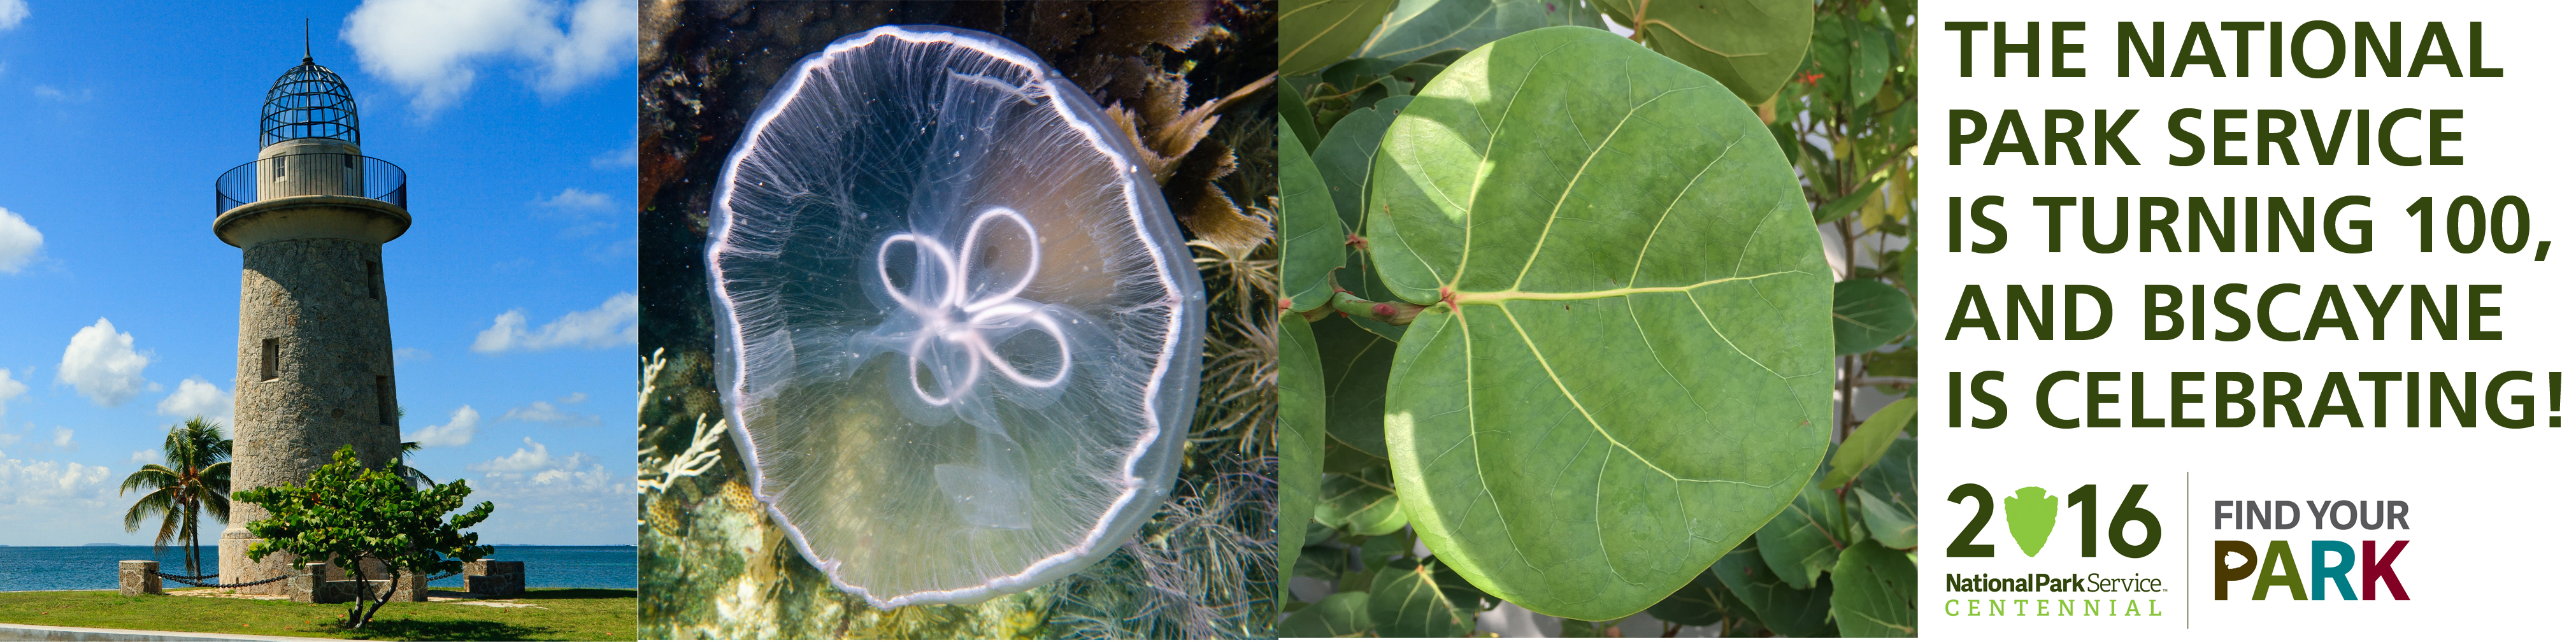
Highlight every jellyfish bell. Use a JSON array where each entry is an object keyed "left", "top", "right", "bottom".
[{"left": 706, "top": 24, "right": 1206, "bottom": 607}]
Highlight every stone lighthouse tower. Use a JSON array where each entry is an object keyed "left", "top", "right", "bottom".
[{"left": 212, "top": 48, "right": 409, "bottom": 593}]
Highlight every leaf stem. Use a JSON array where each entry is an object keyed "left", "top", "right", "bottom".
[{"left": 1329, "top": 291, "right": 1424, "bottom": 325}]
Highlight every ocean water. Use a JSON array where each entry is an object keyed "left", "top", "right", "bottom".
[{"left": 0, "top": 545, "right": 636, "bottom": 592}]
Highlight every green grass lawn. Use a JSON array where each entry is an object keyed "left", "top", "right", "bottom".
[{"left": 0, "top": 588, "right": 636, "bottom": 641}]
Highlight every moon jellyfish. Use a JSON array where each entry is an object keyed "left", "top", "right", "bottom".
[{"left": 706, "top": 25, "right": 1206, "bottom": 607}]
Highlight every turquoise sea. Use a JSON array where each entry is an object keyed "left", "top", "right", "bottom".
[{"left": 0, "top": 545, "right": 636, "bottom": 592}]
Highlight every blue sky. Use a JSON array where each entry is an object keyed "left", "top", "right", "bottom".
[{"left": 0, "top": 0, "right": 637, "bottom": 546}]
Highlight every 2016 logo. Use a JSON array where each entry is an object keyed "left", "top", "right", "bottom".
[{"left": 1947, "top": 484, "right": 2161, "bottom": 558}]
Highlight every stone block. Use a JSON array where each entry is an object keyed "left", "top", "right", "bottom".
[
  {"left": 290, "top": 562, "right": 343, "bottom": 603},
  {"left": 118, "top": 560, "right": 161, "bottom": 596},
  {"left": 464, "top": 560, "right": 524, "bottom": 597},
  {"left": 390, "top": 569, "right": 428, "bottom": 602}
]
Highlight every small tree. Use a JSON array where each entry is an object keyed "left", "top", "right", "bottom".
[{"left": 234, "top": 445, "right": 494, "bottom": 629}]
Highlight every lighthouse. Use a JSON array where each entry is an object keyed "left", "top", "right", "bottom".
[{"left": 211, "top": 48, "right": 409, "bottom": 594}]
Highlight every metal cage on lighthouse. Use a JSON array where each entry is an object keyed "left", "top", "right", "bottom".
[{"left": 217, "top": 55, "right": 404, "bottom": 213}]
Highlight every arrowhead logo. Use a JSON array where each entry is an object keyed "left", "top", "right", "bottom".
[{"left": 2002, "top": 486, "right": 2059, "bottom": 557}]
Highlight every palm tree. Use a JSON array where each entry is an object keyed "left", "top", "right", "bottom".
[
  {"left": 389, "top": 406, "right": 433, "bottom": 489},
  {"left": 120, "top": 417, "right": 233, "bottom": 578},
  {"left": 394, "top": 440, "right": 434, "bottom": 489}
]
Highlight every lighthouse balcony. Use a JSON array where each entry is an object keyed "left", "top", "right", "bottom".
[{"left": 216, "top": 152, "right": 406, "bottom": 215}]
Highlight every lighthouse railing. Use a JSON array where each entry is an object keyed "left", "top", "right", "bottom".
[{"left": 216, "top": 153, "right": 407, "bottom": 215}]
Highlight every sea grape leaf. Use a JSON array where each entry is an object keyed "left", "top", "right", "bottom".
[
  {"left": 1366, "top": 27, "right": 1832, "bottom": 621},
  {"left": 1358, "top": 531, "right": 1413, "bottom": 571},
  {"left": 1282, "top": 120, "right": 1344, "bottom": 313},
  {"left": 1322, "top": 57, "right": 1408, "bottom": 93},
  {"left": 1280, "top": 590, "right": 1377, "bottom": 638},
  {"left": 1385, "top": 62, "right": 1447, "bottom": 95},
  {"left": 1286, "top": 0, "right": 1402, "bottom": 76},
  {"left": 1428, "top": 555, "right": 1497, "bottom": 609},
  {"left": 1594, "top": 0, "right": 1814, "bottom": 102},
  {"left": 1412, "top": 48, "right": 1471, "bottom": 65},
  {"left": 1812, "top": 178, "right": 1885, "bottom": 222},
  {"left": 1314, "top": 96, "right": 1414, "bottom": 231},
  {"left": 1315, "top": 314, "right": 1398, "bottom": 457},
  {"left": 1831, "top": 279, "right": 1914, "bottom": 354},
  {"left": 1317, "top": 467, "right": 1409, "bottom": 536},
  {"left": 1368, "top": 557, "right": 1480, "bottom": 638},
  {"left": 1856, "top": 436, "right": 1917, "bottom": 549},
  {"left": 1643, "top": 568, "right": 1726, "bottom": 626},
  {"left": 1822, "top": 397, "right": 1914, "bottom": 489},
  {"left": 1278, "top": 315, "right": 1332, "bottom": 583},
  {"left": 1356, "top": 0, "right": 1606, "bottom": 62},
  {"left": 1831, "top": 540, "right": 1919, "bottom": 637},
  {"left": 1848, "top": 21, "right": 1894, "bottom": 106},
  {"left": 1711, "top": 543, "right": 1833, "bottom": 638},
  {"left": 1323, "top": 434, "right": 1391, "bottom": 473},
  {"left": 1284, "top": 84, "right": 1324, "bottom": 154},
  {"left": 1298, "top": 545, "right": 1349, "bottom": 581},
  {"left": 1754, "top": 457, "right": 1846, "bottom": 590}
]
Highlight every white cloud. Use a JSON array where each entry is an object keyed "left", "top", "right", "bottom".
[
  {"left": 0, "top": 368, "right": 26, "bottom": 417},
  {"left": 471, "top": 292, "right": 637, "bottom": 353},
  {"left": 0, "top": 0, "right": 26, "bottom": 32},
  {"left": 557, "top": 392, "right": 586, "bottom": 404},
  {"left": 50, "top": 427, "right": 75, "bottom": 452},
  {"left": 155, "top": 377, "right": 234, "bottom": 425},
  {"left": 342, "top": 0, "right": 638, "bottom": 115},
  {"left": 0, "top": 459, "right": 115, "bottom": 512},
  {"left": 459, "top": 439, "right": 631, "bottom": 543},
  {"left": 536, "top": 188, "right": 621, "bottom": 238},
  {"left": 394, "top": 347, "right": 433, "bottom": 363},
  {"left": 501, "top": 400, "right": 599, "bottom": 427},
  {"left": 57, "top": 318, "right": 152, "bottom": 407},
  {"left": 0, "top": 206, "right": 42, "bottom": 273},
  {"left": 590, "top": 143, "right": 636, "bottom": 169},
  {"left": 469, "top": 436, "right": 557, "bottom": 475},
  {"left": 129, "top": 449, "right": 161, "bottom": 465},
  {"left": 536, "top": 187, "right": 614, "bottom": 211},
  {"left": 31, "top": 84, "right": 88, "bottom": 103},
  {"left": 405, "top": 405, "right": 478, "bottom": 447}
]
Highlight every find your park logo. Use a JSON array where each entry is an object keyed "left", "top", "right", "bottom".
[
  {"left": 2208, "top": 499, "right": 2412, "bottom": 603},
  {"left": 1940, "top": 483, "right": 2175, "bottom": 619}
]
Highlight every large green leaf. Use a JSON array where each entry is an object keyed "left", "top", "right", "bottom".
[
  {"left": 1832, "top": 279, "right": 1915, "bottom": 354},
  {"left": 1367, "top": 557, "right": 1480, "bottom": 638},
  {"left": 1822, "top": 397, "right": 1914, "bottom": 489},
  {"left": 1831, "top": 540, "right": 1919, "bottom": 637},
  {"left": 1856, "top": 436, "right": 1917, "bottom": 549},
  {"left": 1286, "top": 0, "right": 1402, "bottom": 76},
  {"left": 1315, "top": 314, "right": 1398, "bottom": 457},
  {"left": 1283, "top": 120, "right": 1344, "bottom": 313},
  {"left": 1356, "top": 0, "right": 1606, "bottom": 61},
  {"left": 1317, "top": 467, "right": 1409, "bottom": 536},
  {"left": 1280, "top": 591, "right": 1377, "bottom": 638},
  {"left": 1368, "top": 27, "right": 1831, "bottom": 621},
  {"left": 1595, "top": 0, "right": 1814, "bottom": 102},
  {"left": 1710, "top": 544, "right": 1833, "bottom": 638},
  {"left": 1278, "top": 315, "right": 1331, "bottom": 585}
]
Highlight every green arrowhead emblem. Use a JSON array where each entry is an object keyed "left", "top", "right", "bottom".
[{"left": 2001, "top": 486, "right": 2058, "bottom": 557}]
